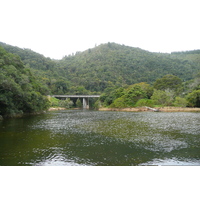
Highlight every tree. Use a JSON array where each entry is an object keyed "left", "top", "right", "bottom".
[
  {"left": 135, "top": 99, "right": 154, "bottom": 107},
  {"left": 111, "top": 96, "right": 127, "bottom": 108},
  {"left": 76, "top": 98, "right": 82, "bottom": 108},
  {"left": 93, "top": 99, "right": 101, "bottom": 110},
  {"left": 49, "top": 97, "right": 60, "bottom": 107},
  {"left": 151, "top": 90, "right": 171, "bottom": 106},
  {"left": 133, "top": 82, "right": 153, "bottom": 98},
  {"left": 123, "top": 85, "right": 147, "bottom": 107},
  {"left": 2, "top": 42, "right": 199, "bottom": 96},
  {"left": 153, "top": 74, "right": 182, "bottom": 92},
  {"left": 173, "top": 97, "right": 187, "bottom": 107},
  {"left": 59, "top": 98, "right": 73, "bottom": 108},
  {"left": 53, "top": 80, "right": 69, "bottom": 94},
  {"left": 111, "top": 85, "right": 147, "bottom": 108},
  {"left": 186, "top": 90, "right": 200, "bottom": 107},
  {"left": 0, "top": 46, "right": 50, "bottom": 117}
]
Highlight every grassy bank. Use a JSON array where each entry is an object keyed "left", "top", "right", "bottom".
[
  {"left": 48, "top": 107, "right": 66, "bottom": 111},
  {"left": 99, "top": 107, "right": 200, "bottom": 112}
]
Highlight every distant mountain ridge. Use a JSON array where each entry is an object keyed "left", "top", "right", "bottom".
[
  {"left": 58, "top": 42, "right": 200, "bottom": 91},
  {"left": 0, "top": 41, "right": 200, "bottom": 93}
]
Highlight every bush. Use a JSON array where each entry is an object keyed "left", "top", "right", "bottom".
[
  {"left": 151, "top": 90, "right": 171, "bottom": 106},
  {"left": 76, "top": 98, "right": 82, "bottom": 108},
  {"left": 186, "top": 90, "right": 200, "bottom": 107},
  {"left": 135, "top": 99, "right": 154, "bottom": 107},
  {"left": 58, "top": 98, "right": 73, "bottom": 108},
  {"left": 94, "top": 99, "right": 101, "bottom": 110},
  {"left": 49, "top": 97, "right": 60, "bottom": 107},
  {"left": 110, "top": 96, "right": 127, "bottom": 108},
  {"left": 173, "top": 97, "right": 187, "bottom": 107}
]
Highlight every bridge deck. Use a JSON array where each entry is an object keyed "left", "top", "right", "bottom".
[{"left": 51, "top": 95, "right": 100, "bottom": 98}]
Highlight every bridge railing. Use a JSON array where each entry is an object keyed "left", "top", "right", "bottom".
[{"left": 51, "top": 95, "right": 100, "bottom": 98}]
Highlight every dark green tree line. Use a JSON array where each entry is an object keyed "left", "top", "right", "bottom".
[
  {"left": 1, "top": 41, "right": 200, "bottom": 109},
  {"left": 0, "top": 46, "right": 50, "bottom": 117}
]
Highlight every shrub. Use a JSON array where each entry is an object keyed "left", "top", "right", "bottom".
[
  {"left": 76, "top": 98, "right": 82, "bottom": 108},
  {"left": 135, "top": 99, "right": 154, "bottom": 107},
  {"left": 173, "top": 97, "right": 187, "bottom": 107},
  {"left": 49, "top": 97, "right": 60, "bottom": 107},
  {"left": 151, "top": 90, "right": 171, "bottom": 106},
  {"left": 110, "top": 96, "right": 127, "bottom": 108},
  {"left": 186, "top": 90, "right": 200, "bottom": 107},
  {"left": 59, "top": 98, "right": 73, "bottom": 108}
]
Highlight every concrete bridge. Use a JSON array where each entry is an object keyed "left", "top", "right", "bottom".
[{"left": 51, "top": 95, "right": 100, "bottom": 109}]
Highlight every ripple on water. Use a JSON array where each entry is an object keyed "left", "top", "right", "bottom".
[
  {"left": 31, "top": 147, "right": 91, "bottom": 166},
  {"left": 29, "top": 110, "right": 200, "bottom": 165},
  {"left": 139, "top": 157, "right": 200, "bottom": 166}
]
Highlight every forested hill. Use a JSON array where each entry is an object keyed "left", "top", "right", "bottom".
[
  {"left": 0, "top": 42, "right": 57, "bottom": 71},
  {"left": 0, "top": 42, "right": 200, "bottom": 94},
  {"left": 0, "top": 46, "right": 50, "bottom": 117},
  {"left": 171, "top": 50, "right": 200, "bottom": 67},
  {"left": 59, "top": 43, "right": 199, "bottom": 91}
]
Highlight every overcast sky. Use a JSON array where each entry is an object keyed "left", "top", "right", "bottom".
[{"left": 1, "top": 0, "right": 200, "bottom": 59}]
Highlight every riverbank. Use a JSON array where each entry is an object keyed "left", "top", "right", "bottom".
[
  {"left": 99, "top": 107, "right": 200, "bottom": 112},
  {"left": 0, "top": 110, "right": 48, "bottom": 120},
  {"left": 0, "top": 107, "right": 67, "bottom": 120},
  {"left": 48, "top": 107, "right": 66, "bottom": 111}
]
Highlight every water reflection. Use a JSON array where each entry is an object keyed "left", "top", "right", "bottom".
[
  {"left": 140, "top": 158, "right": 200, "bottom": 166},
  {"left": 0, "top": 110, "right": 200, "bottom": 166}
]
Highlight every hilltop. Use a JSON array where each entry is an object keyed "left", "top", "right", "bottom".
[
  {"left": 1, "top": 41, "right": 200, "bottom": 116},
  {"left": 59, "top": 43, "right": 199, "bottom": 91},
  {"left": 0, "top": 41, "right": 200, "bottom": 94}
]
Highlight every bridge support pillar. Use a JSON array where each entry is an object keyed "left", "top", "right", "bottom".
[
  {"left": 51, "top": 95, "right": 100, "bottom": 110},
  {"left": 83, "top": 98, "right": 89, "bottom": 109}
]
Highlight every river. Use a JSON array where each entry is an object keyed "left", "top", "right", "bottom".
[{"left": 0, "top": 110, "right": 200, "bottom": 166}]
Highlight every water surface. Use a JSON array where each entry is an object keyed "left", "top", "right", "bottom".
[{"left": 0, "top": 110, "right": 200, "bottom": 166}]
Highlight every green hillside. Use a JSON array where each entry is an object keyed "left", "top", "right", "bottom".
[
  {"left": 1, "top": 41, "right": 200, "bottom": 113},
  {"left": 0, "top": 42, "right": 58, "bottom": 70},
  {"left": 0, "top": 42, "right": 200, "bottom": 95},
  {"left": 0, "top": 46, "right": 49, "bottom": 117},
  {"left": 59, "top": 43, "right": 199, "bottom": 92},
  {"left": 171, "top": 50, "right": 200, "bottom": 67}
]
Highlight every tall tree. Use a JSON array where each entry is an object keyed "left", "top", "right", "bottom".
[
  {"left": 153, "top": 74, "right": 182, "bottom": 92},
  {"left": 186, "top": 90, "right": 200, "bottom": 107}
]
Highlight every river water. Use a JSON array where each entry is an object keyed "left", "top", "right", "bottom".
[{"left": 0, "top": 110, "right": 200, "bottom": 166}]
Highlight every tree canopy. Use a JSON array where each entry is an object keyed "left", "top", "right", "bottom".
[
  {"left": 1, "top": 41, "right": 200, "bottom": 113},
  {"left": 153, "top": 74, "right": 182, "bottom": 91},
  {"left": 0, "top": 46, "right": 49, "bottom": 117},
  {"left": 1, "top": 42, "right": 199, "bottom": 95}
]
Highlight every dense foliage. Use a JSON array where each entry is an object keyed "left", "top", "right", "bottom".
[
  {"left": 59, "top": 43, "right": 199, "bottom": 93},
  {"left": 0, "top": 46, "right": 50, "bottom": 117},
  {"left": 1, "top": 41, "right": 200, "bottom": 114},
  {"left": 101, "top": 74, "right": 200, "bottom": 108},
  {"left": 1, "top": 42, "right": 200, "bottom": 95}
]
